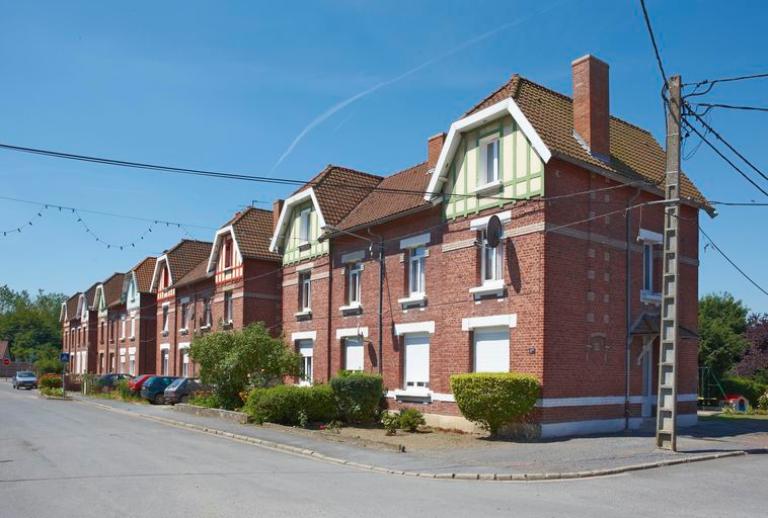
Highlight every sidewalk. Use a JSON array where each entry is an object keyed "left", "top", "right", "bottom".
[{"left": 72, "top": 394, "right": 767, "bottom": 480}]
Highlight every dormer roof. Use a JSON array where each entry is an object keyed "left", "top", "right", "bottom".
[{"left": 151, "top": 240, "right": 212, "bottom": 291}]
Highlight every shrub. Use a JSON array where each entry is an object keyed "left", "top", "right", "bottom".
[
  {"left": 116, "top": 379, "right": 136, "bottom": 401},
  {"left": 40, "top": 387, "right": 65, "bottom": 397},
  {"left": 397, "top": 408, "right": 426, "bottom": 432},
  {"left": 188, "top": 393, "right": 219, "bottom": 408},
  {"left": 189, "top": 323, "right": 301, "bottom": 410},
  {"left": 330, "top": 371, "right": 384, "bottom": 424},
  {"left": 381, "top": 412, "right": 399, "bottom": 435},
  {"left": 35, "top": 357, "right": 63, "bottom": 375},
  {"left": 243, "top": 384, "right": 336, "bottom": 426},
  {"left": 721, "top": 376, "right": 768, "bottom": 406},
  {"left": 450, "top": 372, "right": 540, "bottom": 436},
  {"left": 39, "top": 373, "right": 62, "bottom": 390},
  {"left": 759, "top": 391, "right": 768, "bottom": 411}
]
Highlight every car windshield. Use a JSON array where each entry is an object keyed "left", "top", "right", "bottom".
[
  {"left": 17, "top": 372, "right": 35, "bottom": 377},
  {"left": 166, "top": 378, "right": 184, "bottom": 389}
]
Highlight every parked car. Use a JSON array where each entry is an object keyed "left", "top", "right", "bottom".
[
  {"left": 163, "top": 378, "right": 209, "bottom": 405},
  {"left": 140, "top": 376, "right": 179, "bottom": 404},
  {"left": 97, "top": 373, "right": 134, "bottom": 389},
  {"left": 12, "top": 371, "right": 37, "bottom": 390},
  {"left": 127, "top": 374, "right": 153, "bottom": 393}
]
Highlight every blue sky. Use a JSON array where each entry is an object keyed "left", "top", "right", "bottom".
[{"left": 0, "top": 1, "right": 766, "bottom": 312}]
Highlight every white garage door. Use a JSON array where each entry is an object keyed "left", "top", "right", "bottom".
[
  {"left": 344, "top": 337, "right": 364, "bottom": 372},
  {"left": 473, "top": 326, "right": 510, "bottom": 372},
  {"left": 404, "top": 333, "right": 430, "bottom": 389}
]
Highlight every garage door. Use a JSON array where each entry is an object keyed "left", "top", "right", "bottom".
[
  {"left": 473, "top": 326, "right": 510, "bottom": 372},
  {"left": 404, "top": 333, "right": 430, "bottom": 389}
]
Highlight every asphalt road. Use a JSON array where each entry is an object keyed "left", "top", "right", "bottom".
[{"left": 1, "top": 382, "right": 766, "bottom": 518}]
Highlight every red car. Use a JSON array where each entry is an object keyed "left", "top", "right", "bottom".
[{"left": 128, "top": 374, "right": 153, "bottom": 393}]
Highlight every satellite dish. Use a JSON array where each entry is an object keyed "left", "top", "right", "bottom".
[{"left": 486, "top": 215, "right": 502, "bottom": 247}]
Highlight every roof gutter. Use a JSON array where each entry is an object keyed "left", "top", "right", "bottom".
[{"left": 321, "top": 203, "right": 434, "bottom": 240}]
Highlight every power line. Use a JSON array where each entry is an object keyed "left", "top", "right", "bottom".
[
  {"left": 710, "top": 200, "right": 768, "bottom": 207},
  {"left": 639, "top": 0, "right": 668, "bottom": 84},
  {"left": 683, "top": 72, "right": 768, "bottom": 94},
  {"left": 692, "top": 102, "right": 768, "bottom": 115},
  {"left": 698, "top": 224, "right": 768, "bottom": 297}
]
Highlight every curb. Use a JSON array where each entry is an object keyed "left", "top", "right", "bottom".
[{"left": 75, "top": 397, "right": 751, "bottom": 482}]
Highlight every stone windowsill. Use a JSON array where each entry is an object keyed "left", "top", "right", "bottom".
[
  {"left": 471, "top": 179, "right": 503, "bottom": 196},
  {"left": 339, "top": 303, "right": 362, "bottom": 314},
  {"left": 397, "top": 294, "right": 427, "bottom": 308},
  {"left": 469, "top": 281, "right": 505, "bottom": 298}
]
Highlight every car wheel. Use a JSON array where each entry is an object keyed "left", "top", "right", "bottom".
[{"left": 154, "top": 394, "right": 164, "bottom": 405}]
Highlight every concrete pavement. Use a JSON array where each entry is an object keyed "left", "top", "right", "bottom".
[{"left": 1, "top": 382, "right": 767, "bottom": 517}]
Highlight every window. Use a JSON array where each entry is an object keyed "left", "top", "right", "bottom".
[
  {"left": 643, "top": 243, "right": 654, "bottom": 292},
  {"left": 297, "top": 340, "right": 313, "bottom": 385},
  {"left": 478, "top": 135, "right": 500, "bottom": 187},
  {"left": 203, "top": 297, "right": 212, "bottom": 327},
  {"left": 473, "top": 326, "right": 510, "bottom": 373},
  {"left": 481, "top": 229, "right": 503, "bottom": 284},
  {"left": 162, "top": 305, "right": 169, "bottom": 333},
  {"left": 343, "top": 337, "right": 364, "bottom": 372},
  {"left": 404, "top": 333, "right": 430, "bottom": 390},
  {"left": 224, "top": 291, "right": 234, "bottom": 323},
  {"left": 109, "top": 353, "right": 115, "bottom": 371},
  {"left": 161, "top": 349, "right": 169, "bottom": 375},
  {"left": 223, "top": 238, "right": 233, "bottom": 269},
  {"left": 162, "top": 266, "right": 169, "bottom": 289},
  {"left": 408, "top": 247, "right": 426, "bottom": 297},
  {"left": 129, "top": 353, "right": 136, "bottom": 375},
  {"left": 181, "top": 350, "right": 190, "bottom": 377},
  {"left": 347, "top": 263, "right": 362, "bottom": 305},
  {"left": 119, "top": 353, "right": 126, "bottom": 374},
  {"left": 130, "top": 318, "right": 136, "bottom": 339},
  {"left": 100, "top": 322, "right": 105, "bottom": 344},
  {"left": 299, "top": 207, "right": 311, "bottom": 244},
  {"left": 298, "top": 271, "right": 311, "bottom": 312},
  {"left": 180, "top": 301, "right": 189, "bottom": 330}
]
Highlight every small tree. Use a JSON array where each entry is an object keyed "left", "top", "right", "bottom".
[
  {"left": 699, "top": 293, "right": 749, "bottom": 378},
  {"left": 189, "top": 323, "right": 300, "bottom": 410}
]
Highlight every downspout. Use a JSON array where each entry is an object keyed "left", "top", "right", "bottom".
[
  {"left": 625, "top": 188, "right": 642, "bottom": 431},
  {"left": 367, "top": 228, "right": 385, "bottom": 375},
  {"left": 326, "top": 240, "right": 334, "bottom": 381}
]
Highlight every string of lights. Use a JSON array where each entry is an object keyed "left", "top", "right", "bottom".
[{"left": 1, "top": 205, "right": 46, "bottom": 237}]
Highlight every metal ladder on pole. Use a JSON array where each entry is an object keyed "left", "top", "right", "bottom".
[{"left": 656, "top": 75, "right": 681, "bottom": 450}]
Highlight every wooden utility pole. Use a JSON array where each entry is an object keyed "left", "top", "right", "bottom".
[{"left": 656, "top": 75, "right": 681, "bottom": 450}]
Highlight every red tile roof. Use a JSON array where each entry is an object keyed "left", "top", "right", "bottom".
[
  {"left": 64, "top": 293, "right": 81, "bottom": 321},
  {"left": 224, "top": 208, "right": 281, "bottom": 262},
  {"left": 162, "top": 240, "right": 212, "bottom": 285},
  {"left": 172, "top": 258, "right": 212, "bottom": 288},
  {"left": 102, "top": 273, "right": 126, "bottom": 308},
  {"left": 130, "top": 256, "right": 157, "bottom": 293},
  {"left": 295, "top": 165, "right": 383, "bottom": 226}
]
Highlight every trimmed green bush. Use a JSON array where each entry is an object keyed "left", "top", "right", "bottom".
[
  {"left": 397, "top": 408, "right": 426, "bottom": 432},
  {"left": 40, "top": 387, "right": 65, "bottom": 397},
  {"left": 721, "top": 376, "right": 768, "bottom": 406},
  {"left": 450, "top": 372, "right": 540, "bottom": 436},
  {"left": 243, "top": 384, "right": 336, "bottom": 425},
  {"left": 381, "top": 412, "right": 399, "bottom": 435},
  {"left": 39, "top": 373, "right": 62, "bottom": 390},
  {"left": 330, "top": 371, "right": 384, "bottom": 424},
  {"left": 758, "top": 391, "right": 768, "bottom": 411}
]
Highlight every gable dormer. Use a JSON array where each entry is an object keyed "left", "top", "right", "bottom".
[
  {"left": 270, "top": 188, "right": 326, "bottom": 264},
  {"left": 95, "top": 285, "right": 108, "bottom": 317},
  {"left": 425, "top": 97, "right": 550, "bottom": 220},
  {"left": 123, "top": 273, "right": 140, "bottom": 309}
]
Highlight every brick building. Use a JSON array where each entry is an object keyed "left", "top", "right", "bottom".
[
  {"left": 270, "top": 55, "right": 710, "bottom": 437},
  {"left": 93, "top": 273, "right": 126, "bottom": 374},
  {"left": 151, "top": 239, "right": 213, "bottom": 377},
  {"left": 117, "top": 257, "right": 157, "bottom": 375}
]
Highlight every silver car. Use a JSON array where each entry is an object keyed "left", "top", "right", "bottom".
[{"left": 13, "top": 371, "right": 38, "bottom": 390}]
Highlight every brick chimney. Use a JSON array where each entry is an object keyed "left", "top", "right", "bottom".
[
  {"left": 572, "top": 55, "right": 610, "bottom": 159},
  {"left": 272, "top": 199, "right": 284, "bottom": 231},
  {"left": 427, "top": 132, "right": 446, "bottom": 168}
]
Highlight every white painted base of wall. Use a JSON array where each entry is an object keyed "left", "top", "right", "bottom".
[{"left": 542, "top": 413, "right": 699, "bottom": 439}]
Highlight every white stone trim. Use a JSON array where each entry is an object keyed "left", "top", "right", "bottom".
[
  {"left": 291, "top": 331, "right": 317, "bottom": 342},
  {"left": 336, "top": 326, "right": 369, "bottom": 339},
  {"left": 541, "top": 418, "right": 625, "bottom": 438},
  {"left": 178, "top": 342, "right": 190, "bottom": 350},
  {"left": 127, "top": 347, "right": 136, "bottom": 354},
  {"left": 397, "top": 294, "right": 427, "bottom": 306},
  {"left": 269, "top": 188, "right": 327, "bottom": 252},
  {"left": 385, "top": 390, "right": 455, "bottom": 403},
  {"left": 206, "top": 225, "right": 243, "bottom": 273},
  {"left": 159, "top": 343, "right": 170, "bottom": 351},
  {"left": 538, "top": 393, "right": 698, "bottom": 408},
  {"left": 469, "top": 210, "right": 512, "bottom": 231},
  {"left": 295, "top": 262, "right": 314, "bottom": 272},
  {"left": 399, "top": 232, "right": 431, "bottom": 249},
  {"left": 461, "top": 313, "right": 517, "bottom": 331},
  {"left": 638, "top": 228, "right": 663, "bottom": 244},
  {"left": 393, "top": 321, "right": 435, "bottom": 336},
  {"left": 340, "top": 250, "right": 366, "bottom": 264},
  {"left": 469, "top": 280, "right": 505, "bottom": 298},
  {"left": 425, "top": 98, "right": 552, "bottom": 201}
]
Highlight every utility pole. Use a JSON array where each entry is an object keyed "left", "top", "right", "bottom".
[{"left": 656, "top": 75, "right": 681, "bottom": 450}]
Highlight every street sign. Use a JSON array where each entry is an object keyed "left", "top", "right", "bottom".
[
  {"left": 2, "top": 358, "right": 9, "bottom": 366},
  {"left": 59, "top": 352, "right": 70, "bottom": 363}
]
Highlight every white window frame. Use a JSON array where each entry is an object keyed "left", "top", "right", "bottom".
[
  {"left": 343, "top": 336, "right": 364, "bottom": 372},
  {"left": 181, "top": 349, "right": 190, "bottom": 377},
  {"left": 120, "top": 316, "right": 126, "bottom": 340},
  {"left": 162, "top": 304, "right": 169, "bottom": 333},
  {"left": 347, "top": 263, "right": 362, "bottom": 305},
  {"left": 298, "top": 207, "right": 311, "bottom": 244},
  {"left": 130, "top": 317, "right": 136, "bottom": 339},
  {"left": 478, "top": 134, "right": 500, "bottom": 188},
  {"left": 180, "top": 301, "right": 189, "bottom": 330},
  {"left": 408, "top": 247, "right": 426, "bottom": 297},
  {"left": 161, "top": 349, "right": 169, "bottom": 375},
  {"left": 299, "top": 271, "right": 312, "bottom": 312},
  {"left": 128, "top": 353, "right": 136, "bottom": 375},
  {"left": 224, "top": 291, "right": 234, "bottom": 323},
  {"left": 480, "top": 229, "right": 503, "bottom": 285},
  {"left": 296, "top": 339, "right": 314, "bottom": 386},
  {"left": 403, "top": 333, "right": 430, "bottom": 392}
]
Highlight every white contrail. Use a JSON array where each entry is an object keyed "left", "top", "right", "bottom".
[{"left": 268, "top": 3, "right": 561, "bottom": 174}]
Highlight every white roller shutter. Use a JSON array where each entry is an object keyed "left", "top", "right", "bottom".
[
  {"left": 404, "top": 333, "right": 430, "bottom": 389},
  {"left": 473, "top": 326, "right": 510, "bottom": 372},
  {"left": 344, "top": 337, "right": 364, "bottom": 371}
]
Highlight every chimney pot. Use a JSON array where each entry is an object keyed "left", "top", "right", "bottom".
[
  {"left": 572, "top": 54, "right": 610, "bottom": 159},
  {"left": 427, "top": 132, "right": 446, "bottom": 168}
]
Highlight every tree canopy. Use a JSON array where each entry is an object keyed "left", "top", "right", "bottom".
[
  {"left": 0, "top": 285, "right": 66, "bottom": 363},
  {"left": 733, "top": 313, "right": 768, "bottom": 384},
  {"left": 698, "top": 292, "right": 750, "bottom": 379}
]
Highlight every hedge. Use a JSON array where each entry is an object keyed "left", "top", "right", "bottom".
[
  {"left": 243, "top": 384, "right": 336, "bottom": 425},
  {"left": 330, "top": 371, "right": 384, "bottom": 424},
  {"left": 39, "top": 373, "right": 63, "bottom": 390},
  {"left": 721, "top": 376, "right": 768, "bottom": 406},
  {"left": 450, "top": 372, "right": 540, "bottom": 436}
]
